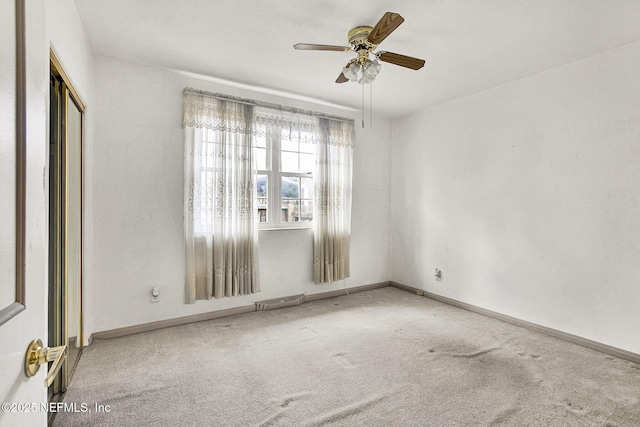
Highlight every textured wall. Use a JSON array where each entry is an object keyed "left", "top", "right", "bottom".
[
  {"left": 391, "top": 41, "right": 640, "bottom": 354},
  {"left": 90, "top": 57, "right": 391, "bottom": 332}
]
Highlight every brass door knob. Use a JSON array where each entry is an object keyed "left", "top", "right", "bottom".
[{"left": 24, "top": 339, "right": 67, "bottom": 387}]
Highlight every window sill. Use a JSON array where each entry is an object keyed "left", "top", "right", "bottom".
[{"left": 259, "top": 226, "right": 313, "bottom": 231}]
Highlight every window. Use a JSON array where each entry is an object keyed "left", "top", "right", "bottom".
[
  {"left": 184, "top": 89, "right": 355, "bottom": 294},
  {"left": 197, "top": 130, "right": 217, "bottom": 230},
  {"left": 256, "top": 129, "right": 315, "bottom": 228}
]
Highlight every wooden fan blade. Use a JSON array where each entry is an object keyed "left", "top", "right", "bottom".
[
  {"left": 378, "top": 51, "right": 425, "bottom": 70},
  {"left": 367, "top": 12, "right": 404, "bottom": 45},
  {"left": 294, "top": 43, "right": 350, "bottom": 52}
]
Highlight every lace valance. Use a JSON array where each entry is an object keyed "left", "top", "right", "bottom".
[{"left": 183, "top": 89, "right": 355, "bottom": 148}]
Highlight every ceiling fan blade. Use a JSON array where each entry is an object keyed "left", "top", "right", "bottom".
[
  {"left": 367, "top": 12, "right": 405, "bottom": 45},
  {"left": 378, "top": 51, "right": 425, "bottom": 70},
  {"left": 294, "top": 43, "right": 350, "bottom": 52}
]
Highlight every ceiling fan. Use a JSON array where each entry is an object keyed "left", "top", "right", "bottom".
[{"left": 294, "top": 12, "right": 425, "bottom": 84}]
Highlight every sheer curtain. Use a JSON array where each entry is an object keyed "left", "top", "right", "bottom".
[
  {"left": 313, "top": 118, "right": 354, "bottom": 283},
  {"left": 183, "top": 92, "right": 259, "bottom": 302},
  {"left": 184, "top": 88, "right": 355, "bottom": 297}
]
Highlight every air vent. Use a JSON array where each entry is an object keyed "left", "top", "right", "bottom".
[{"left": 255, "top": 294, "right": 305, "bottom": 311}]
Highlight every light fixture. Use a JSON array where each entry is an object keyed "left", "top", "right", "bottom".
[
  {"left": 361, "top": 59, "right": 382, "bottom": 83},
  {"left": 294, "top": 13, "right": 426, "bottom": 127},
  {"left": 342, "top": 62, "right": 360, "bottom": 82},
  {"left": 341, "top": 53, "right": 382, "bottom": 127},
  {"left": 339, "top": 27, "right": 387, "bottom": 127},
  {"left": 341, "top": 58, "right": 382, "bottom": 85}
]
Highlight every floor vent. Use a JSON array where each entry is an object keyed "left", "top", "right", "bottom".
[{"left": 256, "top": 294, "right": 305, "bottom": 311}]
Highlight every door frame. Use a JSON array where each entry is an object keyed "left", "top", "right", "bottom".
[{"left": 49, "top": 48, "right": 86, "bottom": 397}]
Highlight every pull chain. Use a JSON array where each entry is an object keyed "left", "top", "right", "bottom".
[
  {"left": 361, "top": 80, "right": 365, "bottom": 128},
  {"left": 370, "top": 81, "right": 373, "bottom": 128},
  {"left": 360, "top": 79, "right": 374, "bottom": 128}
]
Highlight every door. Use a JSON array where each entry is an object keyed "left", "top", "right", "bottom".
[
  {"left": 0, "top": 0, "right": 49, "bottom": 425},
  {"left": 48, "top": 54, "right": 85, "bottom": 404}
]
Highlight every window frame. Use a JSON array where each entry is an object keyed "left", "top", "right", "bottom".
[{"left": 256, "top": 132, "right": 314, "bottom": 230}]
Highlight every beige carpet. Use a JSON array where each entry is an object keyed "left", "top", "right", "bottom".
[{"left": 54, "top": 287, "right": 640, "bottom": 426}]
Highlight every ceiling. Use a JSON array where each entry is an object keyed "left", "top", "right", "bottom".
[{"left": 74, "top": 0, "right": 640, "bottom": 117}]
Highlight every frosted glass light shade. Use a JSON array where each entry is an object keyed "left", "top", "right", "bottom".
[
  {"left": 343, "top": 63, "right": 360, "bottom": 82},
  {"left": 363, "top": 59, "right": 381, "bottom": 78},
  {"left": 358, "top": 59, "right": 381, "bottom": 84}
]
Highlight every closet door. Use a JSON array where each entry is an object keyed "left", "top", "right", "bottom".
[
  {"left": 65, "top": 92, "right": 83, "bottom": 384},
  {"left": 48, "top": 54, "right": 85, "bottom": 405}
]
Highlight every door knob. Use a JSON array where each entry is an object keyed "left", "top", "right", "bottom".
[{"left": 24, "top": 339, "right": 67, "bottom": 387}]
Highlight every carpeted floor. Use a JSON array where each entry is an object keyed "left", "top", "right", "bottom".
[{"left": 54, "top": 287, "right": 640, "bottom": 426}]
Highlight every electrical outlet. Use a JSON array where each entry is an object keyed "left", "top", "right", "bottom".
[
  {"left": 434, "top": 268, "right": 442, "bottom": 281},
  {"left": 150, "top": 286, "right": 160, "bottom": 303}
]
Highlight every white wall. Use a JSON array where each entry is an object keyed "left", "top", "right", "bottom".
[
  {"left": 46, "top": 0, "right": 93, "bottom": 100},
  {"left": 391, "top": 41, "right": 640, "bottom": 354},
  {"left": 90, "top": 57, "right": 391, "bottom": 333}
]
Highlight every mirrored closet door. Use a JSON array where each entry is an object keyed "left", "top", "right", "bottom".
[{"left": 48, "top": 52, "right": 84, "bottom": 403}]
